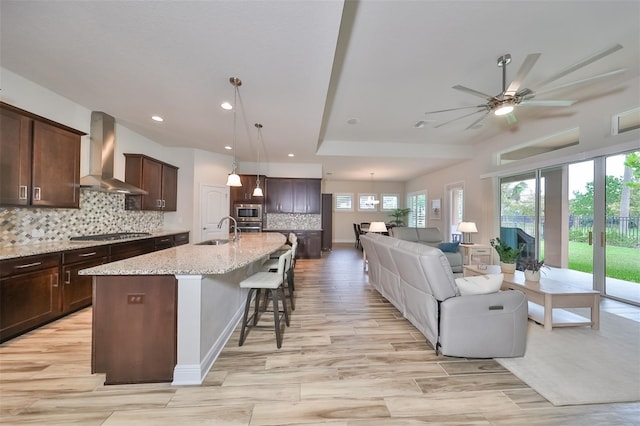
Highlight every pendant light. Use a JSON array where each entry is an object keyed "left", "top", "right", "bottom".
[
  {"left": 369, "top": 172, "right": 380, "bottom": 205},
  {"left": 226, "top": 77, "right": 242, "bottom": 187},
  {"left": 252, "top": 123, "right": 264, "bottom": 197}
]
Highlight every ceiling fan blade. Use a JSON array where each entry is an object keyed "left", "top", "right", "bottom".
[
  {"left": 464, "top": 111, "right": 490, "bottom": 130},
  {"left": 434, "top": 109, "right": 486, "bottom": 128},
  {"left": 532, "top": 44, "right": 623, "bottom": 89},
  {"left": 530, "top": 68, "right": 626, "bottom": 97},
  {"left": 425, "top": 105, "right": 487, "bottom": 114},
  {"left": 505, "top": 53, "right": 541, "bottom": 96},
  {"left": 518, "top": 100, "right": 576, "bottom": 107},
  {"left": 452, "top": 85, "right": 497, "bottom": 101}
]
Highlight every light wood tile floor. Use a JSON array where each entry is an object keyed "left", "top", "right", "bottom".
[{"left": 1, "top": 244, "right": 639, "bottom": 425}]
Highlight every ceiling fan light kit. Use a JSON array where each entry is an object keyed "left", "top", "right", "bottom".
[{"left": 425, "top": 44, "right": 624, "bottom": 129}]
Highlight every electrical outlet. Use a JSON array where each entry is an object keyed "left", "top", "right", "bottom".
[{"left": 127, "top": 294, "right": 144, "bottom": 304}]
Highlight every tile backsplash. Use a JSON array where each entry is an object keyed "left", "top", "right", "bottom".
[
  {"left": 0, "top": 190, "right": 163, "bottom": 247},
  {"left": 264, "top": 213, "right": 321, "bottom": 230}
]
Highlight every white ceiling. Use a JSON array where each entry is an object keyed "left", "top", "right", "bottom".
[{"left": 1, "top": 1, "right": 639, "bottom": 181}]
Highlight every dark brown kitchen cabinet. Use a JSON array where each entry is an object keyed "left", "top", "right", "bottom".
[
  {"left": 0, "top": 102, "right": 84, "bottom": 208},
  {"left": 61, "top": 246, "right": 109, "bottom": 313},
  {"left": 265, "top": 178, "right": 293, "bottom": 213},
  {"left": 293, "top": 179, "right": 321, "bottom": 213},
  {"left": 124, "top": 154, "right": 178, "bottom": 211},
  {"left": 294, "top": 230, "right": 321, "bottom": 259},
  {"left": 174, "top": 232, "right": 189, "bottom": 246},
  {"left": 110, "top": 239, "right": 156, "bottom": 262},
  {"left": 0, "top": 253, "right": 61, "bottom": 342},
  {"left": 230, "top": 174, "right": 266, "bottom": 205},
  {"left": 266, "top": 178, "right": 321, "bottom": 214}
]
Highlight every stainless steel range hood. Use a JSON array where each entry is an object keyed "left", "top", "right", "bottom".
[{"left": 80, "top": 111, "right": 147, "bottom": 194}]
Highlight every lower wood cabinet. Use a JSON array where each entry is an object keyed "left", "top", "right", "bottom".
[
  {"left": 92, "top": 275, "right": 177, "bottom": 384},
  {"left": 0, "top": 232, "right": 188, "bottom": 342},
  {"left": 265, "top": 230, "right": 321, "bottom": 259},
  {"left": 0, "top": 253, "right": 61, "bottom": 342},
  {"left": 62, "top": 246, "right": 109, "bottom": 313}
]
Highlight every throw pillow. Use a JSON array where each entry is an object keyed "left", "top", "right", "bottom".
[
  {"left": 454, "top": 273, "right": 504, "bottom": 296},
  {"left": 439, "top": 242, "right": 460, "bottom": 253}
]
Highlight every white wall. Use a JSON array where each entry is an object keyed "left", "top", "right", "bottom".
[{"left": 323, "top": 179, "right": 405, "bottom": 243}]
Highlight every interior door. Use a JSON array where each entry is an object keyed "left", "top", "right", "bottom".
[{"left": 200, "top": 184, "right": 229, "bottom": 243}]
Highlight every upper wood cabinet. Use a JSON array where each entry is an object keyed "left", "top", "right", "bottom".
[
  {"left": 0, "top": 102, "right": 84, "bottom": 208},
  {"left": 230, "top": 174, "right": 266, "bottom": 205},
  {"left": 266, "top": 178, "right": 321, "bottom": 214},
  {"left": 124, "top": 154, "right": 178, "bottom": 211}
]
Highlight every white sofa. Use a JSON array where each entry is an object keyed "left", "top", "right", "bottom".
[
  {"left": 360, "top": 233, "right": 527, "bottom": 358},
  {"left": 390, "top": 227, "right": 463, "bottom": 274}
]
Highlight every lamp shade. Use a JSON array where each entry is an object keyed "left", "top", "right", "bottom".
[
  {"left": 252, "top": 186, "right": 263, "bottom": 197},
  {"left": 457, "top": 222, "right": 478, "bottom": 233},
  {"left": 368, "top": 222, "right": 388, "bottom": 233}
]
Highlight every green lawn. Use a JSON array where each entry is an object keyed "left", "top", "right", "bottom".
[{"left": 568, "top": 241, "right": 640, "bottom": 283}]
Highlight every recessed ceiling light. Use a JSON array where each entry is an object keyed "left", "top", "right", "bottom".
[
  {"left": 288, "top": 153, "right": 295, "bottom": 157},
  {"left": 151, "top": 115, "right": 164, "bottom": 122},
  {"left": 224, "top": 146, "right": 232, "bottom": 150},
  {"left": 221, "top": 102, "right": 232, "bottom": 110},
  {"left": 347, "top": 117, "right": 360, "bottom": 125}
]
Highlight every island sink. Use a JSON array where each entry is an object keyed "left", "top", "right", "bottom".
[{"left": 197, "top": 239, "right": 229, "bottom": 245}]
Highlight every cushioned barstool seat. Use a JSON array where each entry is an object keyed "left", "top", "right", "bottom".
[
  {"left": 238, "top": 250, "right": 292, "bottom": 348},
  {"left": 263, "top": 241, "right": 297, "bottom": 310}
]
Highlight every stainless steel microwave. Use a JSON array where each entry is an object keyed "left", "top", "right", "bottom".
[{"left": 234, "top": 203, "right": 263, "bottom": 222}]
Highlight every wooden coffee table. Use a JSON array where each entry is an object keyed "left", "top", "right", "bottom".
[{"left": 463, "top": 265, "right": 600, "bottom": 331}]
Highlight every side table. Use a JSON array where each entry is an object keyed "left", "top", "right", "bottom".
[{"left": 459, "top": 243, "right": 493, "bottom": 265}]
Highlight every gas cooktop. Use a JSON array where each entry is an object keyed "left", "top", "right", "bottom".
[{"left": 69, "top": 232, "right": 151, "bottom": 242}]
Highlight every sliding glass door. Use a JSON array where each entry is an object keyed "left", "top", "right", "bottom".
[{"left": 500, "top": 150, "right": 639, "bottom": 305}]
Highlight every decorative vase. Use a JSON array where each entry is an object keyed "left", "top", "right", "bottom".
[
  {"left": 500, "top": 262, "right": 516, "bottom": 274},
  {"left": 524, "top": 269, "right": 541, "bottom": 282}
]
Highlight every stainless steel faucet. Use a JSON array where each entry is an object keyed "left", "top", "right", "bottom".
[{"left": 217, "top": 216, "right": 239, "bottom": 242}]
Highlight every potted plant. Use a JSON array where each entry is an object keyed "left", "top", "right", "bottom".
[
  {"left": 388, "top": 208, "right": 411, "bottom": 227},
  {"left": 519, "top": 257, "right": 547, "bottom": 282},
  {"left": 490, "top": 237, "right": 523, "bottom": 274}
]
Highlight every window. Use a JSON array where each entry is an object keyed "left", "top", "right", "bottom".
[
  {"left": 358, "top": 193, "right": 378, "bottom": 211},
  {"left": 407, "top": 191, "right": 427, "bottom": 228},
  {"left": 334, "top": 193, "right": 353, "bottom": 211},
  {"left": 381, "top": 194, "right": 399, "bottom": 211}
]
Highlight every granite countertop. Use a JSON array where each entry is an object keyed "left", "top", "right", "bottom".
[
  {"left": 79, "top": 232, "right": 286, "bottom": 276},
  {"left": 0, "top": 230, "right": 189, "bottom": 261}
]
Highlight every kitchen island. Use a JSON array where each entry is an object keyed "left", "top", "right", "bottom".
[{"left": 80, "top": 232, "right": 286, "bottom": 386}]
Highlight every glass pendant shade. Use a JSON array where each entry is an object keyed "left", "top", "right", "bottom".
[
  {"left": 252, "top": 186, "right": 263, "bottom": 197},
  {"left": 226, "top": 172, "right": 242, "bottom": 187}
]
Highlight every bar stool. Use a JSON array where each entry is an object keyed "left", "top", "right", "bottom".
[
  {"left": 263, "top": 241, "right": 297, "bottom": 310},
  {"left": 239, "top": 250, "right": 292, "bottom": 348}
]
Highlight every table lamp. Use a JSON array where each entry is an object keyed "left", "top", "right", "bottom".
[
  {"left": 457, "top": 222, "right": 477, "bottom": 244},
  {"left": 368, "top": 222, "right": 388, "bottom": 234}
]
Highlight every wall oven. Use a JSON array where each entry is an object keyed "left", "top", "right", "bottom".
[
  {"left": 236, "top": 222, "right": 262, "bottom": 233},
  {"left": 234, "top": 203, "right": 263, "bottom": 222}
]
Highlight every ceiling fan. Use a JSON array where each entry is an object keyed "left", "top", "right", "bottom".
[{"left": 426, "top": 44, "right": 625, "bottom": 130}]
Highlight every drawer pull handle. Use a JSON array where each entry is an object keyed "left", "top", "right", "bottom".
[
  {"left": 33, "top": 187, "right": 42, "bottom": 201},
  {"left": 79, "top": 252, "right": 97, "bottom": 257},
  {"left": 52, "top": 273, "right": 59, "bottom": 288},
  {"left": 15, "top": 262, "right": 42, "bottom": 269},
  {"left": 19, "top": 185, "right": 28, "bottom": 200},
  {"left": 65, "top": 271, "right": 71, "bottom": 284}
]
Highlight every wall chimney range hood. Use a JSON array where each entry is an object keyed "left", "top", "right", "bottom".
[{"left": 80, "top": 111, "right": 147, "bottom": 195}]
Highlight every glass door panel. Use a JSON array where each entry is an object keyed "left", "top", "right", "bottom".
[
  {"left": 604, "top": 152, "right": 640, "bottom": 304},
  {"left": 568, "top": 161, "right": 595, "bottom": 275},
  {"left": 499, "top": 172, "right": 537, "bottom": 263}
]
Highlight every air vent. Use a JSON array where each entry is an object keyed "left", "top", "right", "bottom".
[{"left": 612, "top": 107, "right": 640, "bottom": 135}]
